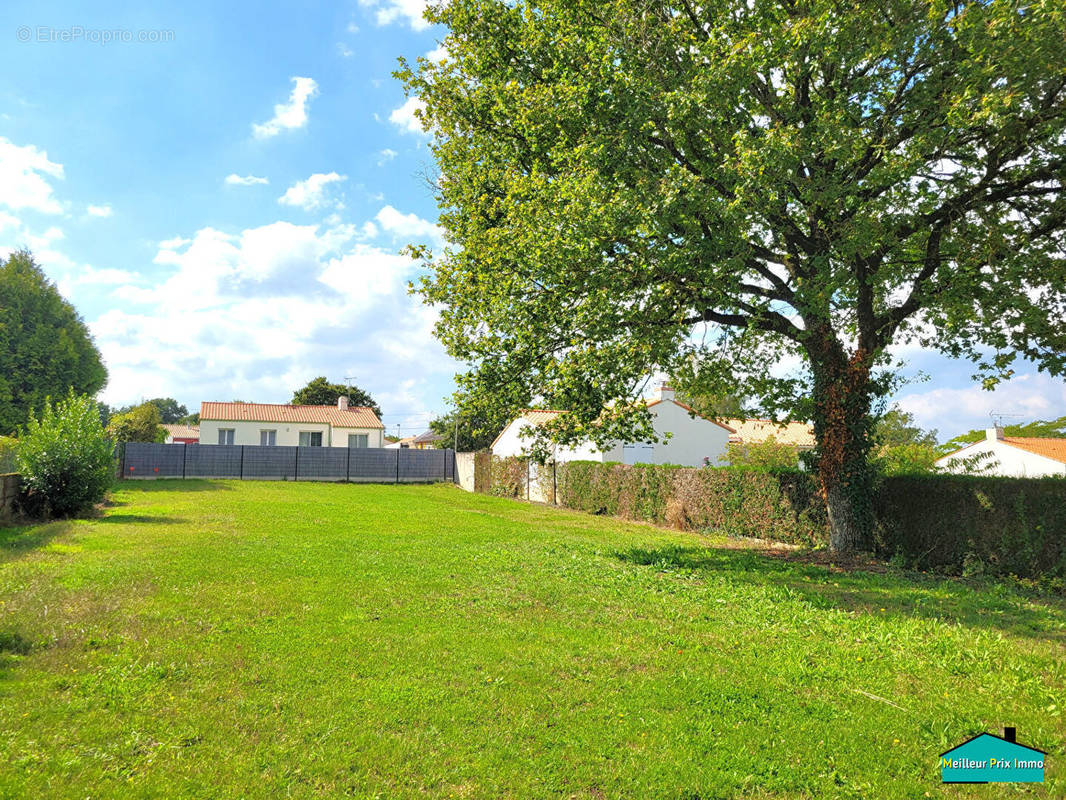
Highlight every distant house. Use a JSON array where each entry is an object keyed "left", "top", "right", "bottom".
[
  {"left": 721, "top": 418, "right": 815, "bottom": 451},
  {"left": 162, "top": 424, "right": 199, "bottom": 444},
  {"left": 385, "top": 430, "right": 446, "bottom": 450},
  {"left": 935, "top": 427, "right": 1066, "bottom": 477},
  {"left": 491, "top": 385, "right": 735, "bottom": 467},
  {"left": 198, "top": 397, "right": 385, "bottom": 448}
]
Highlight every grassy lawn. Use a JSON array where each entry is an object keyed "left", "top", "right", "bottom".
[{"left": 1, "top": 481, "right": 1063, "bottom": 798}]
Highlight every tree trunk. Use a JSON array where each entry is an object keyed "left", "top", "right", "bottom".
[{"left": 810, "top": 346, "right": 875, "bottom": 554}]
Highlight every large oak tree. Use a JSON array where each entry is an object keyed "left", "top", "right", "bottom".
[{"left": 402, "top": 0, "right": 1066, "bottom": 551}]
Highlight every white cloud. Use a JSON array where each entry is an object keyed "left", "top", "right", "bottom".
[
  {"left": 94, "top": 214, "right": 458, "bottom": 411},
  {"left": 252, "top": 77, "right": 319, "bottom": 139},
  {"left": 389, "top": 96, "right": 427, "bottom": 135},
  {"left": 359, "top": 0, "right": 430, "bottom": 31},
  {"left": 897, "top": 373, "right": 1066, "bottom": 441},
  {"left": 347, "top": 20, "right": 360, "bottom": 33},
  {"left": 225, "top": 174, "right": 269, "bottom": 186},
  {"left": 375, "top": 205, "right": 443, "bottom": 245},
  {"left": 377, "top": 148, "right": 398, "bottom": 166},
  {"left": 0, "top": 137, "right": 65, "bottom": 214},
  {"left": 86, "top": 204, "right": 113, "bottom": 218},
  {"left": 277, "top": 172, "right": 347, "bottom": 211},
  {"left": 337, "top": 42, "right": 354, "bottom": 58},
  {"left": 424, "top": 43, "right": 448, "bottom": 63}
]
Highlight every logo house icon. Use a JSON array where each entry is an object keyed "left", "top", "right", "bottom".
[{"left": 940, "top": 727, "right": 1046, "bottom": 784}]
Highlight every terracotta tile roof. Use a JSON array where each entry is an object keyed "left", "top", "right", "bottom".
[
  {"left": 722, "top": 418, "right": 816, "bottom": 448},
  {"left": 162, "top": 424, "right": 199, "bottom": 440},
  {"left": 200, "top": 402, "right": 384, "bottom": 429},
  {"left": 1002, "top": 437, "right": 1066, "bottom": 465}
]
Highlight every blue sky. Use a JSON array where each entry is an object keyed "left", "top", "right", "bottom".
[{"left": 1, "top": 1, "right": 1063, "bottom": 441}]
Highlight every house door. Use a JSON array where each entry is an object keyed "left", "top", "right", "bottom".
[{"left": 622, "top": 443, "right": 654, "bottom": 465}]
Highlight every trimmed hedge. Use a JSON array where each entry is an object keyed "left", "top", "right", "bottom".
[
  {"left": 873, "top": 474, "right": 1066, "bottom": 579},
  {"left": 491, "top": 459, "right": 1066, "bottom": 579},
  {"left": 556, "top": 461, "right": 827, "bottom": 547}
]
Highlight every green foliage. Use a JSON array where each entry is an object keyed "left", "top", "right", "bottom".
[
  {"left": 941, "top": 415, "right": 1066, "bottom": 454},
  {"left": 555, "top": 461, "right": 827, "bottom": 546},
  {"left": 0, "top": 250, "right": 108, "bottom": 435},
  {"left": 15, "top": 392, "right": 114, "bottom": 517},
  {"left": 180, "top": 412, "right": 201, "bottom": 425},
  {"left": 144, "top": 398, "right": 188, "bottom": 424},
  {"left": 106, "top": 403, "right": 166, "bottom": 444},
  {"left": 872, "top": 443, "right": 940, "bottom": 476},
  {"left": 429, "top": 407, "right": 511, "bottom": 451},
  {"left": 402, "top": 0, "right": 1066, "bottom": 551},
  {"left": 489, "top": 456, "right": 527, "bottom": 498},
  {"left": 291, "top": 376, "right": 382, "bottom": 419},
  {"left": 719, "top": 439, "right": 800, "bottom": 469},
  {"left": 873, "top": 407, "right": 938, "bottom": 448},
  {"left": 874, "top": 475, "right": 1066, "bottom": 579}
]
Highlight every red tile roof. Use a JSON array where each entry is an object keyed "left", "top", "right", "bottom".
[
  {"left": 1002, "top": 437, "right": 1066, "bottom": 465},
  {"left": 200, "top": 402, "right": 383, "bottom": 429},
  {"left": 162, "top": 424, "right": 199, "bottom": 441}
]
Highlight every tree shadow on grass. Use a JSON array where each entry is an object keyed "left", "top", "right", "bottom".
[
  {"left": 0, "top": 519, "right": 73, "bottom": 563},
  {"left": 614, "top": 544, "right": 1066, "bottom": 643}
]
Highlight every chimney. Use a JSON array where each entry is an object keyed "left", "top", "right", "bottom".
[
  {"left": 656, "top": 382, "right": 675, "bottom": 402},
  {"left": 337, "top": 395, "right": 349, "bottom": 411},
  {"left": 1003, "top": 726, "right": 1016, "bottom": 743},
  {"left": 986, "top": 426, "right": 1004, "bottom": 441}
]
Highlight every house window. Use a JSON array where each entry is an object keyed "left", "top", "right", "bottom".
[
  {"left": 260, "top": 430, "right": 277, "bottom": 446},
  {"left": 299, "top": 431, "right": 323, "bottom": 447},
  {"left": 348, "top": 433, "right": 368, "bottom": 449},
  {"left": 218, "top": 428, "right": 235, "bottom": 446}
]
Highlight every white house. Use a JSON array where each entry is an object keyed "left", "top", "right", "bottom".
[
  {"left": 491, "top": 385, "right": 735, "bottom": 467},
  {"left": 199, "top": 398, "right": 385, "bottom": 448},
  {"left": 935, "top": 427, "right": 1066, "bottom": 477}
]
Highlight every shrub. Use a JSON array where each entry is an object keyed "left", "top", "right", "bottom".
[
  {"left": 719, "top": 438, "right": 800, "bottom": 469},
  {"left": 874, "top": 474, "right": 1066, "bottom": 579},
  {"left": 872, "top": 443, "right": 939, "bottom": 475},
  {"left": 106, "top": 402, "right": 166, "bottom": 443},
  {"left": 489, "top": 456, "right": 527, "bottom": 498},
  {"left": 16, "top": 392, "right": 114, "bottom": 517}
]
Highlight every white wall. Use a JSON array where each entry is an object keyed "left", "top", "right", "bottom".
[
  {"left": 641, "top": 399, "right": 731, "bottom": 466},
  {"left": 491, "top": 401, "right": 730, "bottom": 468},
  {"left": 199, "top": 419, "right": 382, "bottom": 448},
  {"left": 936, "top": 440, "right": 1066, "bottom": 478}
]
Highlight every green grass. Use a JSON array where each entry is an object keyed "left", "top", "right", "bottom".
[{"left": 1, "top": 480, "right": 1063, "bottom": 799}]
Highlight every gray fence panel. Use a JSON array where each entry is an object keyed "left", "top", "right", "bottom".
[
  {"left": 347, "top": 448, "right": 400, "bottom": 483},
  {"left": 184, "top": 444, "right": 243, "bottom": 478},
  {"left": 124, "top": 442, "right": 185, "bottom": 478},
  {"left": 119, "top": 444, "right": 457, "bottom": 483},
  {"left": 243, "top": 446, "right": 297, "bottom": 479},
  {"left": 295, "top": 446, "right": 348, "bottom": 481},
  {"left": 399, "top": 448, "right": 449, "bottom": 482}
]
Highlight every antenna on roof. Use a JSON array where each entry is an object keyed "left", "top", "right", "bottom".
[{"left": 989, "top": 410, "right": 1026, "bottom": 428}]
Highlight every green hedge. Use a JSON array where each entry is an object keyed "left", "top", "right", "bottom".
[
  {"left": 512, "top": 460, "right": 1066, "bottom": 579},
  {"left": 873, "top": 474, "right": 1066, "bottom": 579},
  {"left": 556, "top": 461, "right": 827, "bottom": 546}
]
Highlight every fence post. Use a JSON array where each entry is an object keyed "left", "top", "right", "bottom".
[
  {"left": 527, "top": 459, "right": 531, "bottom": 501},
  {"left": 553, "top": 460, "right": 557, "bottom": 504},
  {"left": 239, "top": 446, "right": 245, "bottom": 480},
  {"left": 121, "top": 443, "right": 128, "bottom": 479},
  {"left": 182, "top": 443, "right": 187, "bottom": 480},
  {"left": 346, "top": 444, "right": 352, "bottom": 482},
  {"left": 295, "top": 447, "right": 300, "bottom": 482},
  {"left": 395, "top": 448, "right": 400, "bottom": 484}
]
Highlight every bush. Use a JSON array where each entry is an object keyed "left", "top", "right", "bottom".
[
  {"left": 16, "top": 392, "right": 114, "bottom": 517},
  {"left": 490, "top": 456, "right": 527, "bottom": 498},
  {"left": 718, "top": 438, "right": 800, "bottom": 469},
  {"left": 106, "top": 402, "right": 166, "bottom": 443},
  {"left": 874, "top": 474, "right": 1066, "bottom": 579},
  {"left": 556, "top": 461, "right": 827, "bottom": 546}
]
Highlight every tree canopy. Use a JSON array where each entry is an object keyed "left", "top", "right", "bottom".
[
  {"left": 291, "top": 377, "right": 382, "bottom": 419},
  {"left": 403, "top": 0, "right": 1066, "bottom": 551},
  {"left": 873, "top": 407, "right": 938, "bottom": 449},
  {"left": 0, "top": 251, "right": 108, "bottom": 435},
  {"left": 106, "top": 403, "right": 166, "bottom": 444},
  {"left": 429, "top": 407, "right": 512, "bottom": 451}
]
